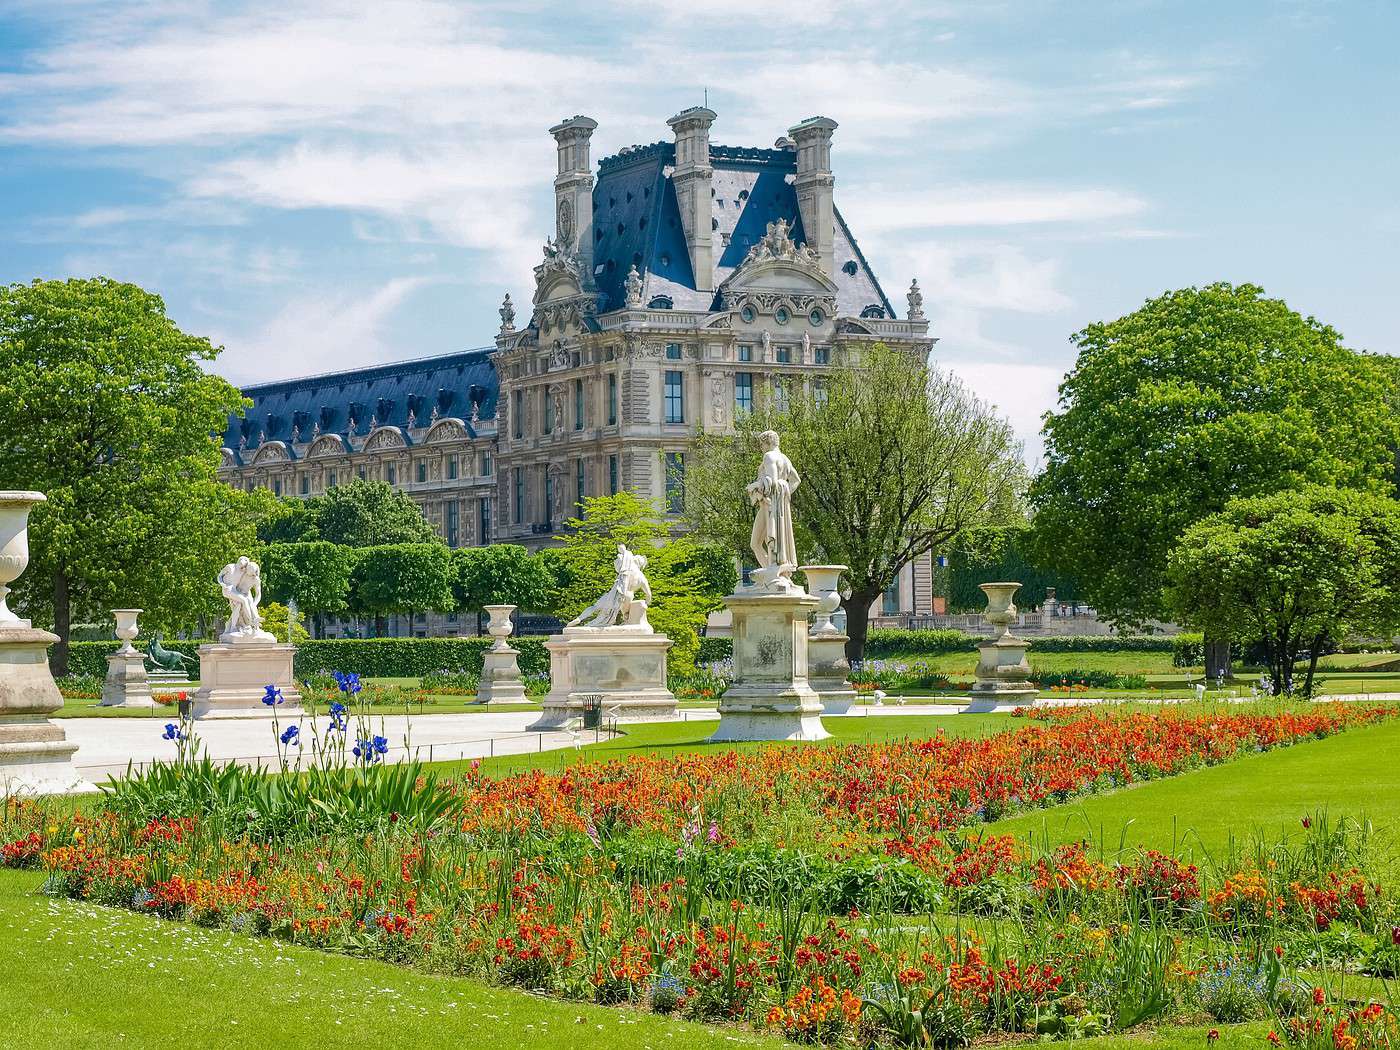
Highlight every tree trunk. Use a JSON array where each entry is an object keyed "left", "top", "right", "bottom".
[
  {"left": 843, "top": 587, "right": 881, "bottom": 664},
  {"left": 1203, "top": 636, "right": 1231, "bottom": 682},
  {"left": 51, "top": 569, "right": 71, "bottom": 678},
  {"left": 1301, "top": 634, "right": 1326, "bottom": 699}
]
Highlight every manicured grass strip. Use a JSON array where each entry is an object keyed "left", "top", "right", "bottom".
[
  {"left": 0, "top": 867, "right": 777, "bottom": 1050},
  {"left": 986, "top": 716, "right": 1400, "bottom": 858}
]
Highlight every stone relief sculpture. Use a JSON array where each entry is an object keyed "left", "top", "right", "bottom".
[
  {"left": 568, "top": 544, "right": 653, "bottom": 630},
  {"left": 761, "top": 330, "right": 772, "bottom": 361},
  {"left": 746, "top": 430, "right": 802, "bottom": 590},
  {"left": 217, "top": 557, "right": 275, "bottom": 643}
]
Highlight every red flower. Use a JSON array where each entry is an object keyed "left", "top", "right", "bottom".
[
  {"left": 1268, "top": 1032, "right": 1281, "bottom": 1046},
  {"left": 1208, "top": 1029, "right": 1220, "bottom": 1043}
]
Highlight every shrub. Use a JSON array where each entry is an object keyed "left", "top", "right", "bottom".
[
  {"left": 1172, "top": 632, "right": 1205, "bottom": 667},
  {"left": 55, "top": 673, "right": 104, "bottom": 699},
  {"left": 697, "top": 635, "right": 732, "bottom": 664},
  {"left": 1029, "top": 669, "right": 1149, "bottom": 690},
  {"left": 419, "top": 669, "right": 479, "bottom": 695},
  {"left": 292, "top": 637, "right": 550, "bottom": 679}
]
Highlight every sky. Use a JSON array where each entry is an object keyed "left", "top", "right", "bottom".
[{"left": 1, "top": 0, "right": 1396, "bottom": 463}]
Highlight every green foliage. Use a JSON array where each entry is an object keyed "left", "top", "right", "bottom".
[
  {"left": 685, "top": 342, "right": 1025, "bottom": 659},
  {"left": 258, "top": 601, "right": 308, "bottom": 644},
  {"left": 259, "top": 541, "right": 357, "bottom": 617},
  {"left": 696, "top": 630, "right": 1181, "bottom": 663},
  {"left": 550, "top": 492, "right": 727, "bottom": 673},
  {"left": 0, "top": 277, "right": 270, "bottom": 671},
  {"left": 304, "top": 479, "right": 441, "bottom": 547},
  {"left": 697, "top": 636, "right": 733, "bottom": 664},
  {"left": 948, "top": 525, "right": 1077, "bottom": 611},
  {"left": 291, "top": 637, "right": 551, "bottom": 679},
  {"left": 1172, "top": 633, "right": 1205, "bottom": 668},
  {"left": 1166, "top": 485, "right": 1400, "bottom": 695},
  {"left": 256, "top": 498, "right": 319, "bottom": 544},
  {"left": 349, "top": 544, "right": 454, "bottom": 618},
  {"left": 1031, "top": 283, "right": 1400, "bottom": 628},
  {"left": 452, "top": 544, "right": 556, "bottom": 613}
]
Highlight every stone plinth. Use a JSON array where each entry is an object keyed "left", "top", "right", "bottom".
[
  {"left": 710, "top": 587, "right": 829, "bottom": 742},
  {"left": 808, "top": 632, "right": 857, "bottom": 715},
  {"left": 100, "top": 649, "right": 156, "bottom": 708},
  {"left": 190, "top": 641, "right": 301, "bottom": 718},
  {"left": 529, "top": 626, "right": 675, "bottom": 729},
  {"left": 476, "top": 645, "right": 527, "bottom": 704},
  {"left": 0, "top": 626, "right": 89, "bottom": 794},
  {"left": 967, "top": 581, "right": 1036, "bottom": 712}
]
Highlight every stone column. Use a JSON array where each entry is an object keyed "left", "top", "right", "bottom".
[
  {"left": 0, "top": 492, "right": 89, "bottom": 794},
  {"left": 100, "top": 608, "right": 156, "bottom": 708},
  {"left": 801, "top": 565, "right": 856, "bottom": 715},
  {"left": 967, "top": 582, "right": 1037, "bottom": 712},
  {"left": 476, "top": 604, "right": 527, "bottom": 704},
  {"left": 710, "top": 586, "right": 829, "bottom": 742}
]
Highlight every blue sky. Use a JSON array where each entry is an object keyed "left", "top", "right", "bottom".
[{"left": 2, "top": 0, "right": 1396, "bottom": 461}]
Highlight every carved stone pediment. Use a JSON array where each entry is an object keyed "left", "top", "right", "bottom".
[
  {"left": 220, "top": 448, "right": 238, "bottom": 469},
  {"left": 425, "top": 418, "right": 470, "bottom": 444},
  {"left": 306, "top": 434, "right": 348, "bottom": 458},
  {"left": 251, "top": 441, "right": 292, "bottom": 465},
  {"left": 364, "top": 426, "right": 408, "bottom": 452}
]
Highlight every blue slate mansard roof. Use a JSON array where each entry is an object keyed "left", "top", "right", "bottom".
[
  {"left": 222, "top": 347, "right": 497, "bottom": 453},
  {"left": 590, "top": 142, "right": 895, "bottom": 317}
]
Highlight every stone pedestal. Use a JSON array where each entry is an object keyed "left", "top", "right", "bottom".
[
  {"left": 808, "top": 632, "right": 857, "bottom": 714},
  {"left": 100, "top": 648, "right": 156, "bottom": 707},
  {"left": 190, "top": 641, "right": 302, "bottom": 718},
  {"left": 710, "top": 587, "right": 829, "bottom": 742},
  {"left": 529, "top": 626, "right": 676, "bottom": 729},
  {"left": 0, "top": 626, "right": 89, "bottom": 794},
  {"left": 476, "top": 645, "right": 527, "bottom": 704},
  {"left": 967, "top": 582, "right": 1037, "bottom": 712}
]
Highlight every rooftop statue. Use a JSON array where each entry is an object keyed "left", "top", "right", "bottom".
[
  {"left": 747, "top": 430, "right": 802, "bottom": 591},
  {"left": 567, "top": 544, "right": 653, "bottom": 630}
]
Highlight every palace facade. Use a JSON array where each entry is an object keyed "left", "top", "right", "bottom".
[{"left": 219, "top": 108, "right": 941, "bottom": 634}]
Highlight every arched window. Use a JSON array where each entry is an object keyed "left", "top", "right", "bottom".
[
  {"left": 647, "top": 295, "right": 673, "bottom": 310},
  {"left": 860, "top": 304, "right": 886, "bottom": 319}
]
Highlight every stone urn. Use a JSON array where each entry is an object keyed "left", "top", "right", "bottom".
[
  {"left": 0, "top": 491, "right": 44, "bottom": 625},
  {"left": 485, "top": 604, "right": 516, "bottom": 652},
  {"left": 979, "top": 582, "right": 1020, "bottom": 638},
  {"left": 967, "top": 581, "right": 1036, "bottom": 711},
  {"left": 802, "top": 565, "right": 845, "bottom": 637},
  {"left": 112, "top": 609, "right": 142, "bottom": 654}
]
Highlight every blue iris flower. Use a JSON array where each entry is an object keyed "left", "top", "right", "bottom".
[
  {"left": 372, "top": 734, "right": 389, "bottom": 755},
  {"left": 333, "top": 671, "right": 362, "bottom": 695},
  {"left": 161, "top": 723, "right": 180, "bottom": 741},
  {"left": 280, "top": 725, "right": 300, "bottom": 746},
  {"left": 262, "top": 684, "right": 284, "bottom": 706},
  {"left": 353, "top": 734, "right": 390, "bottom": 764},
  {"left": 327, "top": 701, "right": 348, "bottom": 732}
]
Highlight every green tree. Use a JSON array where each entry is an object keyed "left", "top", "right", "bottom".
[
  {"left": 551, "top": 492, "right": 727, "bottom": 672},
  {"left": 452, "top": 544, "right": 556, "bottom": 627},
  {"left": 0, "top": 277, "right": 263, "bottom": 673},
  {"left": 259, "top": 541, "right": 357, "bottom": 636},
  {"left": 349, "top": 544, "right": 455, "bottom": 636},
  {"left": 948, "top": 524, "right": 1078, "bottom": 612},
  {"left": 1031, "top": 284, "right": 1400, "bottom": 641},
  {"left": 685, "top": 343, "right": 1024, "bottom": 660},
  {"left": 256, "top": 499, "right": 319, "bottom": 544},
  {"left": 307, "top": 480, "right": 440, "bottom": 547},
  {"left": 1166, "top": 486, "right": 1400, "bottom": 696}
]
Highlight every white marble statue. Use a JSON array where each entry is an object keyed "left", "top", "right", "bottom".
[
  {"left": 568, "top": 544, "right": 653, "bottom": 630},
  {"left": 746, "top": 430, "right": 802, "bottom": 590},
  {"left": 218, "top": 557, "right": 275, "bottom": 643}
]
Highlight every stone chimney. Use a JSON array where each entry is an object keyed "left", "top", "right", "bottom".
[
  {"left": 788, "top": 116, "right": 838, "bottom": 277},
  {"left": 667, "top": 106, "right": 717, "bottom": 293},
  {"left": 548, "top": 115, "right": 599, "bottom": 288}
]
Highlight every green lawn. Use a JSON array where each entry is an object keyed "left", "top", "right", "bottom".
[{"left": 987, "top": 715, "right": 1400, "bottom": 859}]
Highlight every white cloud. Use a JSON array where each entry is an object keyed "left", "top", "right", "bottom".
[
  {"left": 211, "top": 276, "right": 432, "bottom": 383},
  {"left": 942, "top": 359, "right": 1063, "bottom": 466},
  {"left": 846, "top": 185, "right": 1148, "bottom": 231}
]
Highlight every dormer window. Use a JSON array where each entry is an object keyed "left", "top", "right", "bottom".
[
  {"left": 860, "top": 305, "right": 886, "bottom": 319},
  {"left": 842, "top": 260, "right": 858, "bottom": 276},
  {"left": 648, "top": 296, "right": 673, "bottom": 310}
]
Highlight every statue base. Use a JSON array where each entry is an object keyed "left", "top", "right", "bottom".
[
  {"left": 190, "top": 642, "right": 302, "bottom": 718},
  {"left": 808, "top": 631, "right": 857, "bottom": 715},
  {"left": 475, "top": 645, "right": 527, "bottom": 705},
  {"left": 100, "top": 648, "right": 157, "bottom": 708},
  {"left": 0, "top": 626, "right": 91, "bottom": 794},
  {"left": 966, "top": 633, "right": 1038, "bottom": 712},
  {"left": 529, "top": 626, "right": 676, "bottom": 730},
  {"left": 710, "top": 588, "right": 829, "bottom": 742}
]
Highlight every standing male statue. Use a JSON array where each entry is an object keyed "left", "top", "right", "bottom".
[{"left": 746, "top": 430, "right": 801, "bottom": 589}]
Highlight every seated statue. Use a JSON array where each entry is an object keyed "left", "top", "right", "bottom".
[
  {"left": 218, "top": 556, "right": 276, "bottom": 643},
  {"left": 568, "top": 544, "right": 653, "bottom": 631}
]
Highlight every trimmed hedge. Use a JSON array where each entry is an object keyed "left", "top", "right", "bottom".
[
  {"left": 700, "top": 629, "right": 1185, "bottom": 664},
  {"left": 62, "top": 640, "right": 206, "bottom": 679},
  {"left": 292, "top": 637, "right": 552, "bottom": 680},
  {"left": 697, "top": 636, "right": 733, "bottom": 664}
]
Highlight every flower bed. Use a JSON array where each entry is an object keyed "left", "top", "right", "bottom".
[{"left": 4, "top": 704, "right": 1397, "bottom": 1048}]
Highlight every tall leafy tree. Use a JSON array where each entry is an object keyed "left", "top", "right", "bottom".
[
  {"left": 1031, "top": 284, "right": 1400, "bottom": 648},
  {"left": 349, "top": 544, "right": 454, "bottom": 636},
  {"left": 452, "top": 544, "right": 556, "bottom": 622},
  {"left": 259, "top": 541, "right": 357, "bottom": 636},
  {"left": 1166, "top": 486, "right": 1400, "bottom": 696},
  {"left": 685, "top": 343, "right": 1024, "bottom": 660},
  {"left": 550, "top": 492, "right": 728, "bottom": 672},
  {"left": 304, "top": 479, "right": 440, "bottom": 547},
  {"left": 0, "top": 277, "right": 265, "bottom": 673}
]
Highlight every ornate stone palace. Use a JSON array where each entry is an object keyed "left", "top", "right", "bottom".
[{"left": 219, "top": 109, "right": 940, "bottom": 633}]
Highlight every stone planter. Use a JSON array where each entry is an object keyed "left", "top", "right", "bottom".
[
  {"left": 0, "top": 492, "right": 89, "bottom": 793},
  {"left": 799, "top": 565, "right": 856, "bottom": 715},
  {"left": 802, "top": 565, "right": 845, "bottom": 637},
  {"left": 477, "top": 604, "right": 526, "bottom": 704},
  {"left": 485, "top": 604, "right": 515, "bottom": 651},
  {"left": 967, "top": 581, "right": 1036, "bottom": 712},
  {"left": 101, "top": 608, "right": 156, "bottom": 708}
]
